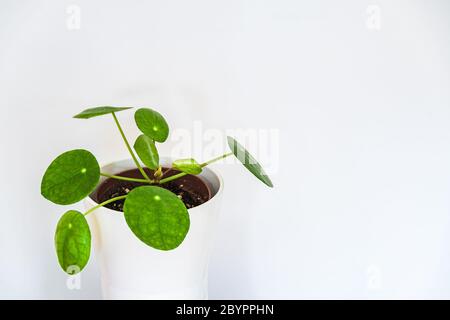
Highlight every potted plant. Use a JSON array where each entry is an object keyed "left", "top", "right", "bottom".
[{"left": 41, "top": 106, "right": 273, "bottom": 299}]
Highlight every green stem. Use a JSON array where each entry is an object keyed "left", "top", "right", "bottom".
[
  {"left": 111, "top": 112, "right": 152, "bottom": 182},
  {"left": 158, "top": 171, "right": 187, "bottom": 185},
  {"left": 200, "top": 152, "right": 233, "bottom": 167},
  {"left": 101, "top": 172, "right": 152, "bottom": 184},
  {"left": 159, "top": 152, "right": 233, "bottom": 184},
  {"left": 84, "top": 195, "right": 127, "bottom": 216}
]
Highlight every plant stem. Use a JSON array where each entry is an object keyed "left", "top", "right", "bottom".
[
  {"left": 100, "top": 172, "right": 152, "bottom": 183},
  {"left": 158, "top": 152, "right": 233, "bottom": 184},
  {"left": 84, "top": 195, "right": 127, "bottom": 216},
  {"left": 200, "top": 152, "right": 233, "bottom": 167},
  {"left": 158, "top": 171, "right": 187, "bottom": 185},
  {"left": 111, "top": 112, "right": 152, "bottom": 183},
  {"left": 159, "top": 167, "right": 172, "bottom": 179}
]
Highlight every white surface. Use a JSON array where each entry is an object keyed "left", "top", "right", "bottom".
[
  {"left": 1, "top": 0, "right": 450, "bottom": 299},
  {"left": 85, "top": 158, "right": 222, "bottom": 299}
]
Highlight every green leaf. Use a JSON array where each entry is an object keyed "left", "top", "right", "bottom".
[
  {"left": 227, "top": 136, "right": 274, "bottom": 188},
  {"left": 73, "top": 106, "right": 132, "bottom": 119},
  {"left": 55, "top": 210, "right": 91, "bottom": 275},
  {"left": 134, "top": 108, "right": 169, "bottom": 142},
  {"left": 172, "top": 158, "right": 202, "bottom": 175},
  {"left": 41, "top": 149, "right": 100, "bottom": 205},
  {"left": 134, "top": 134, "right": 159, "bottom": 170},
  {"left": 123, "top": 186, "right": 190, "bottom": 250}
]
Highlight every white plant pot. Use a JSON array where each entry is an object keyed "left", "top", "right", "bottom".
[{"left": 84, "top": 158, "right": 223, "bottom": 300}]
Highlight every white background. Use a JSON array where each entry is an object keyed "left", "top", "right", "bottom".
[{"left": 1, "top": 0, "right": 450, "bottom": 299}]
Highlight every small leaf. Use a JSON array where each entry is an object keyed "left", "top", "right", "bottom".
[
  {"left": 41, "top": 149, "right": 100, "bottom": 205},
  {"left": 55, "top": 210, "right": 91, "bottom": 275},
  {"left": 124, "top": 186, "right": 190, "bottom": 250},
  {"left": 172, "top": 158, "right": 202, "bottom": 175},
  {"left": 73, "top": 106, "right": 132, "bottom": 119},
  {"left": 227, "top": 136, "right": 274, "bottom": 188},
  {"left": 134, "top": 134, "right": 159, "bottom": 170},
  {"left": 134, "top": 108, "right": 169, "bottom": 142}
]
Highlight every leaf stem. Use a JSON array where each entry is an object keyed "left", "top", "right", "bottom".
[
  {"left": 111, "top": 112, "right": 152, "bottom": 183},
  {"left": 84, "top": 195, "right": 127, "bottom": 216},
  {"left": 159, "top": 152, "right": 233, "bottom": 184},
  {"left": 160, "top": 167, "right": 172, "bottom": 178},
  {"left": 200, "top": 152, "right": 233, "bottom": 167},
  {"left": 158, "top": 171, "right": 187, "bottom": 185},
  {"left": 100, "top": 172, "right": 152, "bottom": 183}
]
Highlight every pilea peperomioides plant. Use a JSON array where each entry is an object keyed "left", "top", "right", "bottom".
[{"left": 41, "top": 106, "right": 273, "bottom": 274}]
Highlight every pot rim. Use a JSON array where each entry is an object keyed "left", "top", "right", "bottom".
[{"left": 84, "top": 157, "right": 224, "bottom": 213}]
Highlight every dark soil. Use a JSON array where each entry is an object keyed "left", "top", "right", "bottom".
[{"left": 91, "top": 167, "right": 211, "bottom": 211}]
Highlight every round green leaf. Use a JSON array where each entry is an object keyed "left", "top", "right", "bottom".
[
  {"left": 124, "top": 186, "right": 190, "bottom": 250},
  {"left": 41, "top": 149, "right": 100, "bottom": 205},
  {"left": 227, "top": 136, "right": 274, "bottom": 188},
  {"left": 172, "top": 158, "right": 202, "bottom": 175},
  {"left": 134, "top": 108, "right": 169, "bottom": 142},
  {"left": 55, "top": 210, "right": 91, "bottom": 275},
  {"left": 133, "top": 134, "right": 159, "bottom": 170},
  {"left": 73, "top": 106, "right": 132, "bottom": 119}
]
